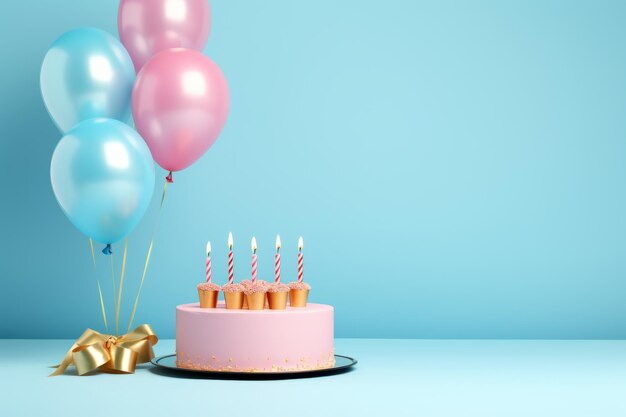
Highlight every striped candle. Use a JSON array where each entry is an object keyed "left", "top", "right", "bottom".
[
  {"left": 274, "top": 235, "right": 281, "bottom": 283},
  {"left": 251, "top": 237, "right": 258, "bottom": 283},
  {"left": 297, "top": 236, "right": 304, "bottom": 283},
  {"left": 205, "top": 241, "right": 212, "bottom": 283},
  {"left": 227, "top": 232, "right": 234, "bottom": 284}
]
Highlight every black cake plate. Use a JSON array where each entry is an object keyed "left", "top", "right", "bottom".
[{"left": 150, "top": 354, "right": 357, "bottom": 380}]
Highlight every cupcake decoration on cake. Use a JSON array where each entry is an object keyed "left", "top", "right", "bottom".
[
  {"left": 194, "top": 234, "right": 313, "bottom": 311},
  {"left": 267, "top": 283, "right": 289, "bottom": 309},
  {"left": 241, "top": 278, "right": 269, "bottom": 309},
  {"left": 244, "top": 283, "right": 267, "bottom": 310},
  {"left": 222, "top": 282, "right": 244, "bottom": 309},
  {"left": 288, "top": 237, "right": 310, "bottom": 307},
  {"left": 197, "top": 241, "right": 220, "bottom": 308}
]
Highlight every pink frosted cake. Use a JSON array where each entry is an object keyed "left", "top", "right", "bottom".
[{"left": 176, "top": 302, "right": 334, "bottom": 372}]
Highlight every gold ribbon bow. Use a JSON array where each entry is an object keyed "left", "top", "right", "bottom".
[{"left": 50, "top": 324, "right": 158, "bottom": 376}]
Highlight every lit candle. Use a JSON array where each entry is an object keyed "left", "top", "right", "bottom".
[
  {"left": 274, "top": 235, "right": 281, "bottom": 283},
  {"left": 227, "top": 232, "right": 234, "bottom": 284},
  {"left": 251, "top": 237, "right": 258, "bottom": 283},
  {"left": 205, "top": 241, "right": 212, "bottom": 283},
  {"left": 297, "top": 237, "right": 304, "bottom": 283}
]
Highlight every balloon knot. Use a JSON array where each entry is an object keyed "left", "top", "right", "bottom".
[
  {"left": 166, "top": 172, "right": 173, "bottom": 183},
  {"left": 102, "top": 244, "right": 112, "bottom": 255}
]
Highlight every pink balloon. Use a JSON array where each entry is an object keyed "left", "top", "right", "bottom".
[
  {"left": 132, "top": 48, "right": 230, "bottom": 172},
  {"left": 118, "top": 0, "right": 211, "bottom": 72}
]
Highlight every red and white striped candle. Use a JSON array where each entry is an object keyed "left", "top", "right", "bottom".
[
  {"left": 205, "top": 241, "right": 212, "bottom": 283},
  {"left": 251, "top": 237, "right": 258, "bottom": 283},
  {"left": 274, "top": 235, "right": 281, "bottom": 283},
  {"left": 297, "top": 236, "right": 304, "bottom": 283},
  {"left": 227, "top": 232, "right": 234, "bottom": 284}
]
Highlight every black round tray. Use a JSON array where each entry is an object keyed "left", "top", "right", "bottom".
[{"left": 150, "top": 353, "right": 357, "bottom": 380}]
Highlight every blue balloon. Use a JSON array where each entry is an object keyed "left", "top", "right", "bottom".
[
  {"left": 50, "top": 118, "right": 155, "bottom": 245},
  {"left": 41, "top": 28, "right": 135, "bottom": 133}
]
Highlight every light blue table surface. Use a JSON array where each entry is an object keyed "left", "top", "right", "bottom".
[{"left": 1, "top": 338, "right": 626, "bottom": 416}]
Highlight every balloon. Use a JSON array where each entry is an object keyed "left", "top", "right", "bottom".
[
  {"left": 132, "top": 48, "right": 229, "bottom": 172},
  {"left": 40, "top": 28, "right": 136, "bottom": 133},
  {"left": 118, "top": 0, "right": 211, "bottom": 72},
  {"left": 50, "top": 118, "right": 155, "bottom": 245}
]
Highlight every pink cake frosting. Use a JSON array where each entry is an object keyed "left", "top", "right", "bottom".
[
  {"left": 176, "top": 302, "right": 334, "bottom": 372},
  {"left": 288, "top": 281, "right": 311, "bottom": 290},
  {"left": 197, "top": 282, "right": 221, "bottom": 291}
]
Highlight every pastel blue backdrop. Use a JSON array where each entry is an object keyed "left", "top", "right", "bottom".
[{"left": 1, "top": 0, "right": 626, "bottom": 339}]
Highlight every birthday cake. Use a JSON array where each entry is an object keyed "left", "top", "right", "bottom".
[{"left": 176, "top": 235, "right": 335, "bottom": 372}]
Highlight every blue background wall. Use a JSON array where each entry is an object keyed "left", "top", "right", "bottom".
[{"left": 1, "top": 0, "right": 626, "bottom": 339}]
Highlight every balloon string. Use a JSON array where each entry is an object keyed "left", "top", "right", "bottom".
[
  {"left": 115, "top": 238, "right": 129, "bottom": 337},
  {"left": 96, "top": 280, "right": 108, "bottom": 333},
  {"left": 128, "top": 179, "right": 169, "bottom": 332},
  {"left": 89, "top": 238, "right": 97, "bottom": 267},
  {"left": 90, "top": 238, "right": 108, "bottom": 333},
  {"left": 110, "top": 252, "right": 117, "bottom": 328}
]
